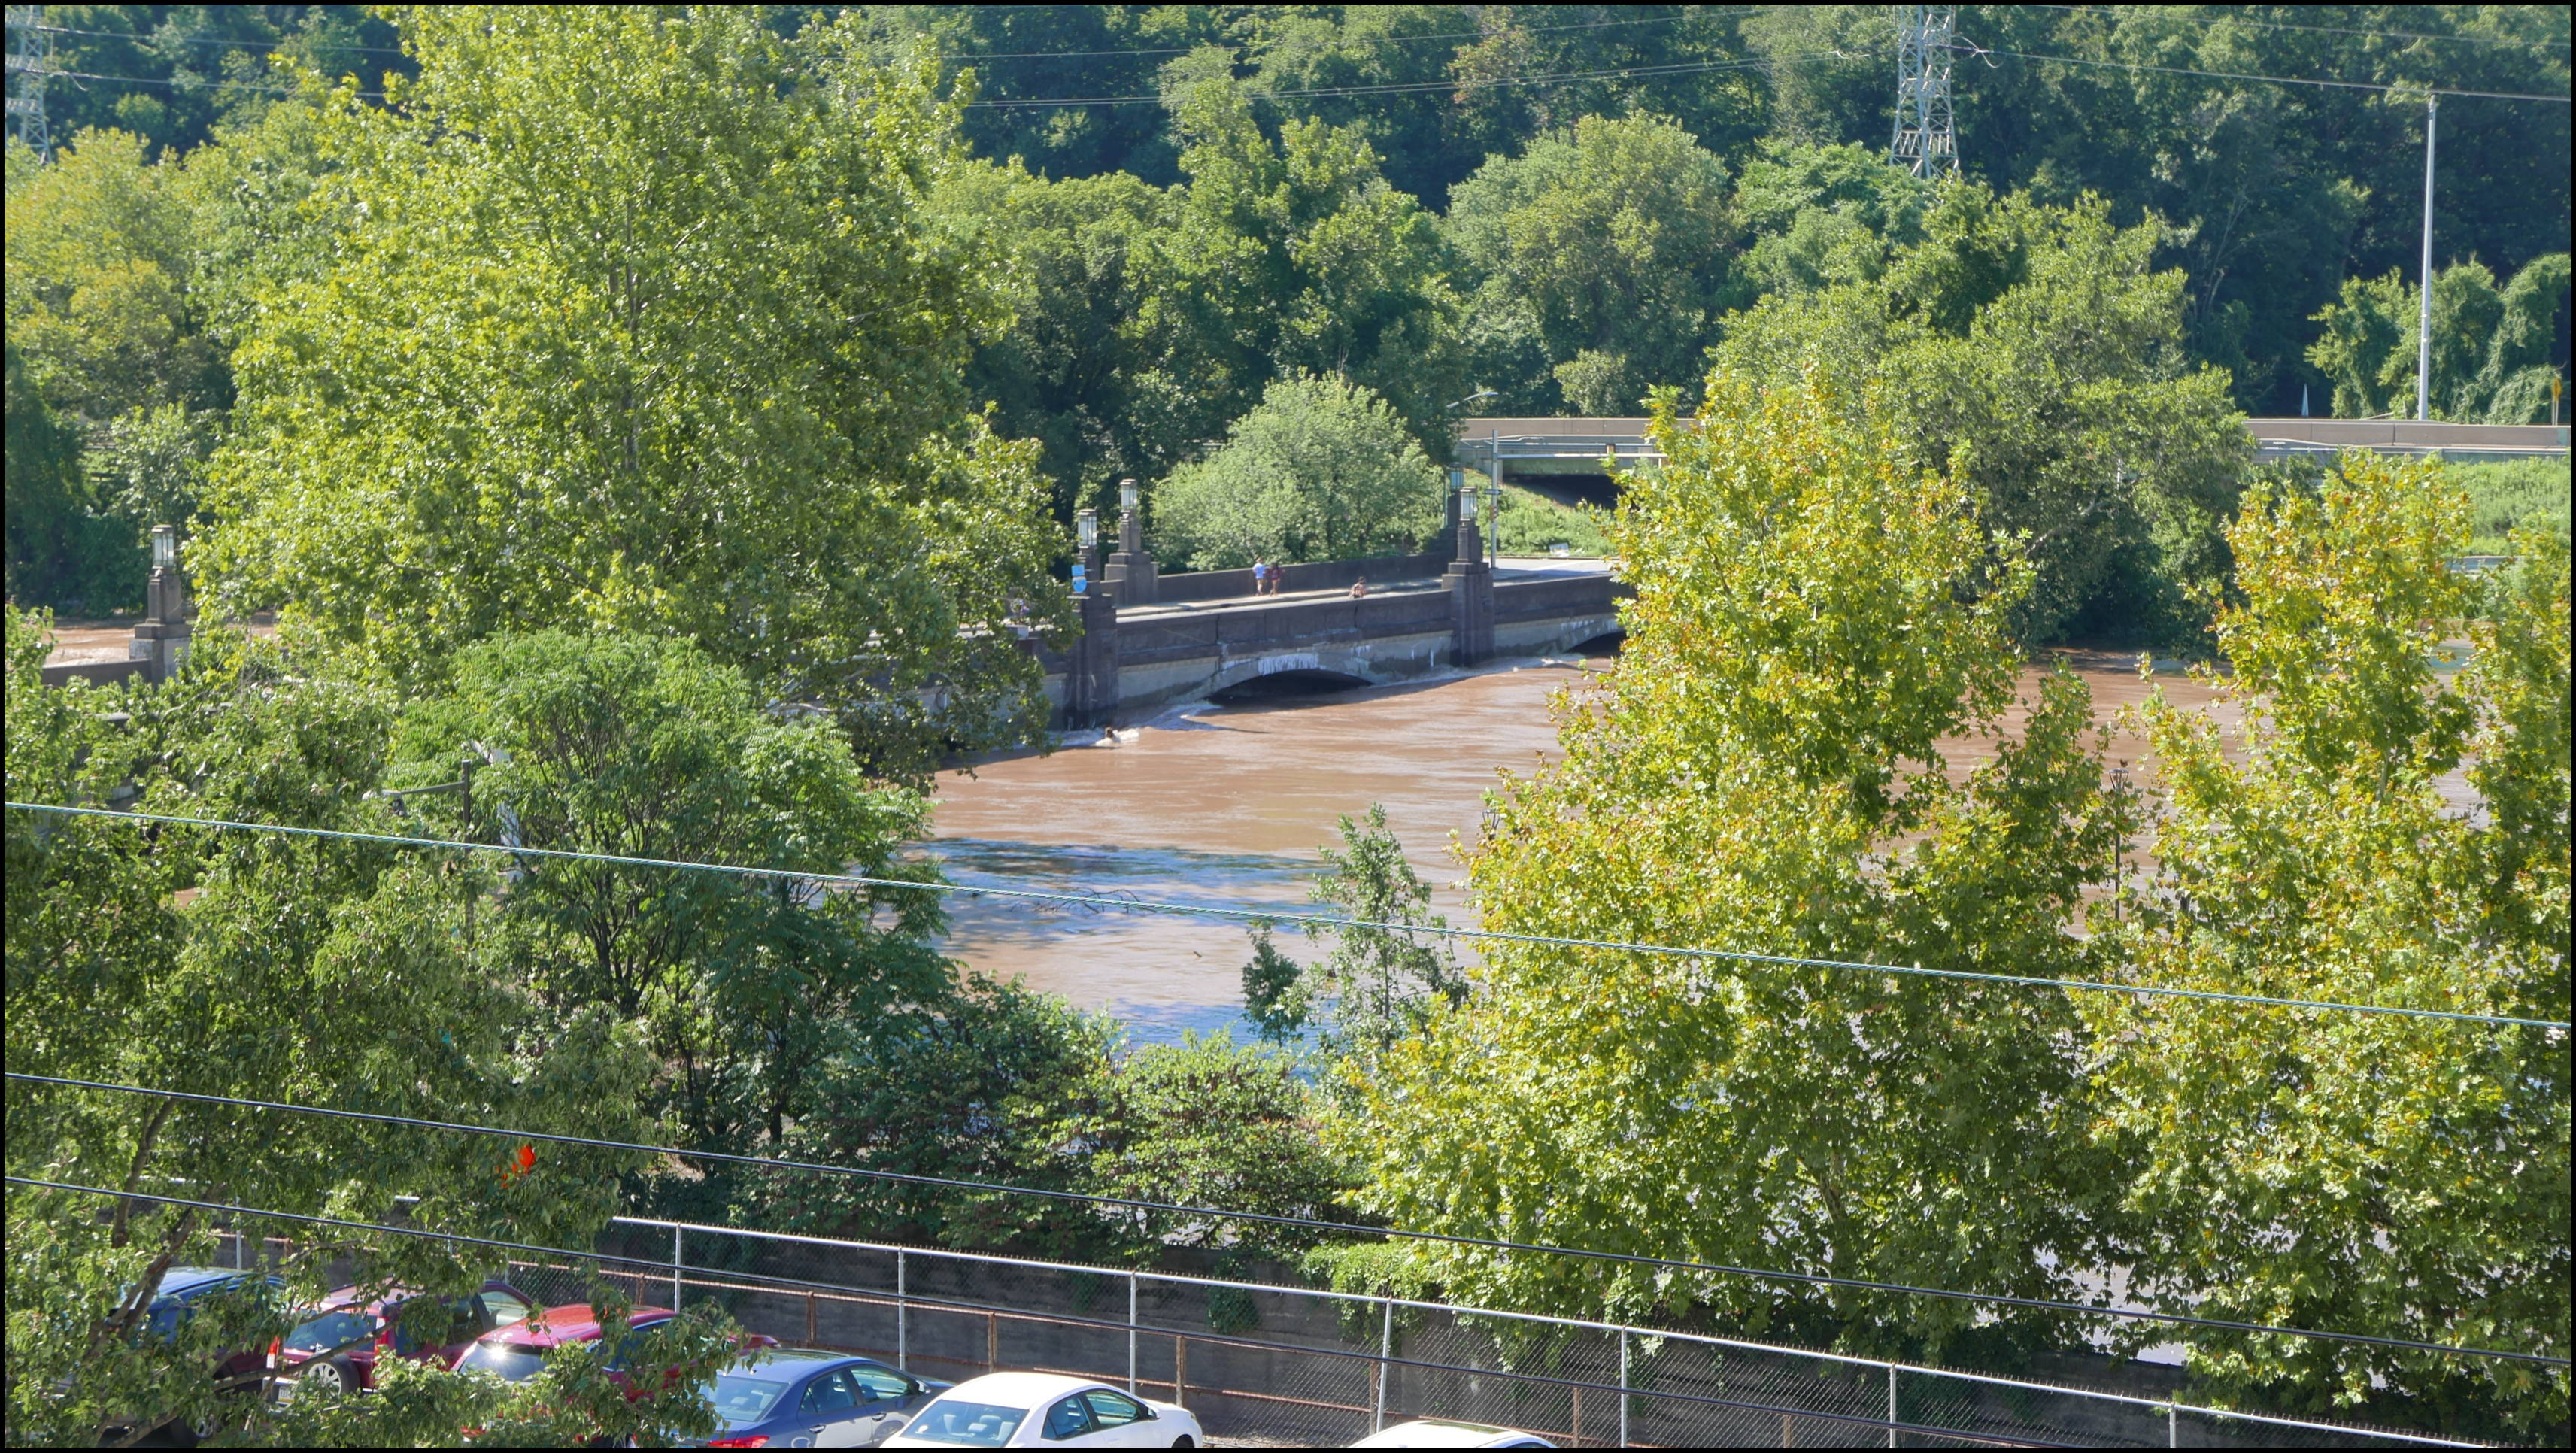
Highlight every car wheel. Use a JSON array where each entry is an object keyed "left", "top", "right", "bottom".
[
  {"left": 302, "top": 1358, "right": 356, "bottom": 1398},
  {"left": 1170, "top": 1439, "right": 1196, "bottom": 1449}
]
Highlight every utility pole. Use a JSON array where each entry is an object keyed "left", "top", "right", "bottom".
[
  {"left": 5, "top": 4, "right": 51, "bottom": 162},
  {"left": 2414, "top": 92, "right": 2438, "bottom": 422},
  {"left": 1891, "top": 5, "right": 1958, "bottom": 178}
]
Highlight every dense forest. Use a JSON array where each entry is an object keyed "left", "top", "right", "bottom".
[{"left": 7, "top": 4, "right": 2569, "bottom": 629}]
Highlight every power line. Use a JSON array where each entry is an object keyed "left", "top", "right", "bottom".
[
  {"left": 32, "top": 22, "right": 410, "bottom": 58},
  {"left": 1962, "top": 41, "right": 2574, "bottom": 103},
  {"left": 34, "top": 67, "right": 387, "bottom": 102},
  {"left": 9, "top": 1070, "right": 2563, "bottom": 1367},
  {"left": 0, "top": 1175, "right": 2090, "bottom": 1450},
  {"left": 2031, "top": 5, "right": 2574, "bottom": 52},
  {"left": 966, "top": 51, "right": 1843, "bottom": 109},
  {"left": 939, "top": 8, "right": 1712, "bottom": 62},
  {"left": 11, "top": 802, "right": 2563, "bottom": 1030}
]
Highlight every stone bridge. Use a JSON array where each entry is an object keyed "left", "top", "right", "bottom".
[{"left": 1036, "top": 499, "right": 1625, "bottom": 726}]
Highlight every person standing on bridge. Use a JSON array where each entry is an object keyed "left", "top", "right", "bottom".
[{"left": 1252, "top": 559, "right": 1273, "bottom": 596}]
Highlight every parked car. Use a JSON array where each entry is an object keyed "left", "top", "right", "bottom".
[
  {"left": 1351, "top": 1419, "right": 1556, "bottom": 1448},
  {"left": 279, "top": 1279, "right": 537, "bottom": 1395},
  {"left": 883, "top": 1372, "right": 1199, "bottom": 1449},
  {"left": 93, "top": 1268, "right": 286, "bottom": 1447},
  {"left": 457, "top": 1303, "right": 777, "bottom": 1392},
  {"left": 455, "top": 1303, "right": 679, "bottom": 1384},
  {"left": 686, "top": 1348, "right": 951, "bottom": 1448}
]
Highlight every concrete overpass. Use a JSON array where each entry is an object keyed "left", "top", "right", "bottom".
[
  {"left": 1036, "top": 506, "right": 1623, "bottom": 727},
  {"left": 1454, "top": 415, "right": 2571, "bottom": 471}
]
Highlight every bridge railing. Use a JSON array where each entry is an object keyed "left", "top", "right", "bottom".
[{"left": 1151, "top": 551, "right": 1451, "bottom": 605}]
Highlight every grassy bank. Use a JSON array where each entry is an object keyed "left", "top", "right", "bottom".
[{"left": 2450, "top": 457, "right": 2571, "bottom": 554}]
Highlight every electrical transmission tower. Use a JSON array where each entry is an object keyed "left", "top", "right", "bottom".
[
  {"left": 1890, "top": 5, "right": 1957, "bottom": 178},
  {"left": 6, "top": 4, "right": 50, "bottom": 162}
]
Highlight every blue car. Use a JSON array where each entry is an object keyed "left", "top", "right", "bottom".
[{"left": 691, "top": 1348, "right": 951, "bottom": 1449}]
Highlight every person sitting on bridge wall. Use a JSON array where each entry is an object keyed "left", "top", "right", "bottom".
[{"left": 1349, "top": 576, "right": 1369, "bottom": 599}]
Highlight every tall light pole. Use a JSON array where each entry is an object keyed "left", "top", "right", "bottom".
[{"left": 2416, "top": 93, "right": 2438, "bottom": 422}]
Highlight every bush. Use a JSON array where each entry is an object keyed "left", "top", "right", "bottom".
[
  {"left": 2449, "top": 457, "right": 2571, "bottom": 554},
  {"left": 1485, "top": 479, "right": 1612, "bottom": 557},
  {"left": 1154, "top": 372, "right": 1443, "bottom": 569}
]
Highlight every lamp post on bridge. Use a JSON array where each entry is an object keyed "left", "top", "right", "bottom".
[
  {"left": 1066, "top": 508, "right": 1121, "bottom": 729},
  {"left": 1443, "top": 469, "right": 1494, "bottom": 666},
  {"left": 129, "top": 523, "right": 193, "bottom": 683},
  {"left": 1103, "top": 477, "right": 1158, "bottom": 605}
]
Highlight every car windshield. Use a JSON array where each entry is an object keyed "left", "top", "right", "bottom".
[
  {"left": 456, "top": 1342, "right": 550, "bottom": 1382},
  {"left": 284, "top": 1309, "right": 378, "bottom": 1354},
  {"left": 900, "top": 1399, "right": 1028, "bottom": 1448},
  {"left": 708, "top": 1373, "right": 790, "bottom": 1421}
]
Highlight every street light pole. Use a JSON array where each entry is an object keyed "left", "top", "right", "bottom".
[{"left": 2416, "top": 92, "right": 2437, "bottom": 423}]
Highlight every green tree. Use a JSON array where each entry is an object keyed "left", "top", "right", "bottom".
[
  {"left": 2089, "top": 454, "right": 2570, "bottom": 1434},
  {"left": 1446, "top": 113, "right": 1738, "bottom": 414},
  {"left": 1132, "top": 77, "right": 1464, "bottom": 461},
  {"left": 1731, "top": 139, "right": 1931, "bottom": 298},
  {"left": 1330, "top": 373, "right": 2130, "bottom": 1357},
  {"left": 2310, "top": 253, "right": 2572, "bottom": 423},
  {"left": 1716, "top": 187, "right": 2250, "bottom": 645},
  {"left": 1241, "top": 804, "right": 1467, "bottom": 1061},
  {"left": 1154, "top": 372, "right": 1445, "bottom": 569},
  {"left": 5, "top": 611, "right": 678, "bottom": 1448},
  {"left": 394, "top": 629, "right": 951, "bottom": 1200},
  {"left": 196, "top": 5, "right": 1066, "bottom": 775}
]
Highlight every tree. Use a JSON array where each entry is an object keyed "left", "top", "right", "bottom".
[
  {"left": 1154, "top": 373, "right": 1445, "bottom": 569},
  {"left": 393, "top": 629, "right": 951, "bottom": 1202},
  {"left": 1131, "top": 78, "right": 1465, "bottom": 461},
  {"left": 2088, "top": 453, "right": 2569, "bottom": 1435},
  {"left": 5, "top": 611, "right": 681, "bottom": 1448},
  {"left": 196, "top": 5, "right": 1066, "bottom": 775},
  {"left": 1241, "top": 804, "right": 1467, "bottom": 1062},
  {"left": 1731, "top": 139, "right": 1931, "bottom": 298},
  {"left": 1329, "top": 372, "right": 2130, "bottom": 1358},
  {"left": 1716, "top": 187, "right": 2250, "bottom": 645},
  {"left": 2312, "top": 254, "right": 2572, "bottom": 423},
  {"left": 1446, "top": 113, "right": 1738, "bottom": 414}
]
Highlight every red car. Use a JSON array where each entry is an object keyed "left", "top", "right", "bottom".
[
  {"left": 281, "top": 1279, "right": 538, "bottom": 1395},
  {"left": 457, "top": 1303, "right": 777, "bottom": 1393}
]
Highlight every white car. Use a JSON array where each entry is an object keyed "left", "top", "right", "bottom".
[
  {"left": 1351, "top": 1420, "right": 1556, "bottom": 1448},
  {"left": 881, "top": 1371, "right": 1202, "bottom": 1449}
]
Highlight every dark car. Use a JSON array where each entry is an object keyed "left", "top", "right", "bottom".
[
  {"left": 279, "top": 1278, "right": 538, "bottom": 1395},
  {"left": 688, "top": 1349, "right": 949, "bottom": 1449},
  {"left": 138, "top": 1266, "right": 284, "bottom": 1388}
]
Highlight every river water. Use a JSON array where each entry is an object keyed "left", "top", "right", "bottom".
[{"left": 922, "top": 652, "right": 2230, "bottom": 1044}]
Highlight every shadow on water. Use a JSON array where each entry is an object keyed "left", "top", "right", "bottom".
[{"left": 1206, "top": 669, "right": 1371, "bottom": 705}]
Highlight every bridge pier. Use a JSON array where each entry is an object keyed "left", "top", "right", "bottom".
[{"left": 1443, "top": 477, "right": 1494, "bottom": 666}]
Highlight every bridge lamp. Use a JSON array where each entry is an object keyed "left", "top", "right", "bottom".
[
  {"left": 1119, "top": 478, "right": 1139, "bottom": 512},
  {"left": 1076, "top": 508, "right": 1100, "bottom": 551},
  {"left": 152, "top": 523, "right": 177, "bottom": 572},
  {"left": 1457, "top": 480, "right": 1479, "bottom": 520}
]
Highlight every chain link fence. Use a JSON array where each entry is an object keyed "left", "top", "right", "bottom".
[{"left": 459, "top": 1217, "right": 2493, "bottom": 1450}]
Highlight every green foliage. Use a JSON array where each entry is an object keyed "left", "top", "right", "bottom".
[
  {"left": 2450, "top": 457, "right": 2573, "bottom": 556},
  {"left": 2090, "top": 453, "right": 2569, "bottom": 1432},
  {"left": 1331, "top": 375, "right": 2129, "bottom": 1356},
  {"left": 393, "top": 629, "right": 949, "bottom": 1193},
  {"left": 1733, "top": 139, "right": 1932, "bottom": 297},
  {"left": 1486, "top": 481, "right": 1612, "bottom": 559},
  {"left": 1242, "top": 805, "right": 1467, "bottom": 1064},
  {"left": 5, "top": 608, "right": 680, "bottom": 1448},
  {"left": 1716, "top": 187, "right": 2251, "bottom": 645},
  {"left": 1446, "top": 113, "right": 1737, "bottom": 414},
  {"left": 767, "top": 977, "right": 1347, "bottom": 1264},
  {"left": 196, "top": 6, "right": 1066, "bottom": 775},
  {"left": 1155, "top": 373, "right": 1445, "bottom": 569},
  {"left": 2309, "top": 254, "right": 2573, "bottom": 422}
]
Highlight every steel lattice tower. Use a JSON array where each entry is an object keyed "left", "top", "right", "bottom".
[
  {"left": 1890, "top": 5, "right": 1957, "bottom": 178},
  {"left": 6, "top": 4, "right": 50, "bottom": 161}
]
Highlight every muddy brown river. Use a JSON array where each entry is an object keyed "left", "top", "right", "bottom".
[{"left": 924, "top": 652, "right": 2231, "bottom": 1042}]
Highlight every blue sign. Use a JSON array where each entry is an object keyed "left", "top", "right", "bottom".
[{"left": 1071, "top": 562, "right": 1088, "bottom": 596}]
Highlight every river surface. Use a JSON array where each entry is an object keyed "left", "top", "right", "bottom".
[{"left": 921, "top": 652, "right": 2231, "bottom": 1045}]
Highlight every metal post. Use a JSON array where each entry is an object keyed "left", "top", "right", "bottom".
[
  {"left": 1374, "top": 1300, "right": 1393, "bottom": 1431},
  {"left": 897, "top": 1250, "right": 908, "bottom": 1368},
  {"left": 2416, "top": 92, "right": 2437, "bottom": 421},
  {"left": 1887, "top": 1364, "right": 1898, "bottom": 1448},
  {"left": 1619, "top": 1331, "right": 1629, "bottom": 1448},
  {"left": 672, "top": 1225, "right": 683, "bottom": 1310},
  {"left": 2168, "top": 1402, "right": 2177, "bottom": 1448},
  {"left": 1127, "top": 1272, "right": 1139, "bottom": 1393},
  {"left": 459, "top": 757, "right": 476, "bottom": 945}
]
